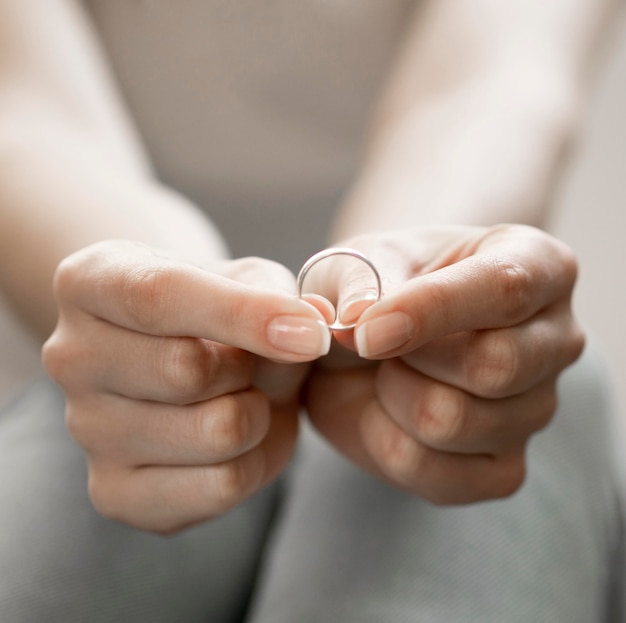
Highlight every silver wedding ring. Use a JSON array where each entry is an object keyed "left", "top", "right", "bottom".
[{"left": 296, "top": 248, "right": 382, "bottom": 331}]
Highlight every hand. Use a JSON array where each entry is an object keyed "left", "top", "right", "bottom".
[
  {"left": 43, "top": 240, "right": 330, "bottom": 534},
  {"left": 305, "top": 225, "right": 585, "bottom": 504}
]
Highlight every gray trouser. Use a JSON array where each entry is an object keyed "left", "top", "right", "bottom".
[{"left": 0, "top": 348, "right": 624, "bottom": 622}]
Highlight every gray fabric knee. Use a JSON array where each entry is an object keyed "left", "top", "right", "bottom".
[
  {"left": 0, "top": 377, "right": 278, "bottom": 623},
  {"left": 247, "top": 346, "right": 624, "bottom": 623}
]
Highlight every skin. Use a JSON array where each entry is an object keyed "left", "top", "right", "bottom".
[
  {"left": 305, "top": 226, "right": 583, "bottom": 503},
  {"left": 44, "top": 241, "right": 331, "bottom": 533},
  {"left": 0, "top": 0, "right": 610, "bottom": 533}
]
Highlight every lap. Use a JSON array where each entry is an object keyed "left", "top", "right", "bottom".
[
  {"left": 248, "top": 346, "right": 625, "bottom": 623},
  {"left": 1, "top": 346, "right": 623, "bottom": 623},
  {"left": 0, "top": 378, "right": 278, "bottom": 623}
]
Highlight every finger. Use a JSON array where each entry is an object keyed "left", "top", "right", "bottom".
[
  {"left": 305, "top": 366, "right": 379, "bottom": 468},
  {"left": 88, "top": 404, "right": 298, "bottom": 534},
  {"left": 89, "top": 449, "right": 266, "bottom": 534},
  {"left": 50, "top": 318, "right": 256, "bottom": 404},
  {"left": 359, "top": 401, "right": 527, "bottom": 504},
  {"left": 297, "top": 242, "right": 410, "bottom": 352},
  {"left": 375, "top": 358, "right": 556, "bottom": 455},
  {"left": 298, "top": 243, "right": 409, "bottom": 326},
  {"left": 354, "top": 226, "right": 578, "bottom": 358},
  {"left": 218, "top": 259, "right": 324, "bottom": 406},
  {"left": 305, "top": 366, "right": 526, "bottom": 503},
  {"left": 336, "top": 241, "right": 415, "bottom": 325},
  {"left": 400, "top": 303, "right": 585, "bottom": 399},
  {"left": 67, "top": 388, "right": 271, "bottom": 466},
  {"left": 300, "top": 293, "right": 335, "bottom": 327},
  {"left": 56, "top": 241, "right": 330, "bottom": 362},
  {"left": 253, "top": 357, "right": 310, "bottom": 407}
]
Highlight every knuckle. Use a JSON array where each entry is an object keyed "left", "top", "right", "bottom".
[
  {"left": 555, "top": 239, "right": 580, "bottom": 287},
  {"left": 415, "top": 384, "right": 467, "bottom": 450},
  {"left": 491, "top": 257, "right": 534, "bottom": 322},
  {"left": 159, "top": 338, "right": 214, "bottom": 403},
  {"left": 466, "top": 331, "right": 518, "bottom": 397},
  {"left": 41, "top": 331, "right": 68, "bottom": 381},
  {"left": 567, "top": 320, "right": 586, "bottom": 365},
  {"left": 52, "top": 242, "right": 110, "bottom": 301},
  {"left": 52, "top": 248, "right": 99, "bottom": 301},
  {"left": 373, "top": 424, "right": 424, "bottom": 487},
  {"left": 210, "top": 459, "right": 256, "bottom": 510},
  {"left": 52, "top": 255, "right": 79, "bottom": 299},
  {"left": 64, "top": 400, "right": 113, "bottom": 456},
  {"left": 64, "top": 402, "right": 91, "bottom": 446},
  {"left": 201, "top": 395, "right": 250, "bottom": 457},
  {"left": 42, "top": 327, "right": 86, "bottom": 386},
  {"left": 121, "top": 265, "right": 176, "bottom": 331}
]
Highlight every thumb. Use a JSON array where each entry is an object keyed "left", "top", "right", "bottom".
[{"left": 297, "top": 243, "right": 409, "bottom": 328}]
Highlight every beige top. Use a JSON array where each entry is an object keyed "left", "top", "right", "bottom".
[{"left": 0, "top": 0, "right": 415, "bottom": 400}]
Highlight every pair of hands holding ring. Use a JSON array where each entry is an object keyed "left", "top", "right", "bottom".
[{"left": 43, "top": 225, "right": 584, "bottom": 534}]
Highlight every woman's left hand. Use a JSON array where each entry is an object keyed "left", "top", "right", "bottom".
[{"left": 304, "top": 224, "right": 585, "bottom": 504}]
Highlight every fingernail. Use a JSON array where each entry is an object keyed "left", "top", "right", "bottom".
[
  {"left": 339, "top": 291, "right": 379, "bottom": 325},
  {"left": 267, "top": 316, "right": 331, "bottom": 357},
  {"left": 355, "top": 312, "right": 413, "bottom": 358}
]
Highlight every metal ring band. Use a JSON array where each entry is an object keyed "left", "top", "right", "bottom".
[{"left": 296, "top": 247, "right": 382, "bottom": 332}]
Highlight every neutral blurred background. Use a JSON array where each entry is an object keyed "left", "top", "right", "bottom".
[{"left": 550, "top": 9, "right": 626, "bottom": 426}]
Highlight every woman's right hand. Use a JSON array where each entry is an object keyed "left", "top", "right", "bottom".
[{"left": 42, "top": 240, "right": 330, "bottom": 534}]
